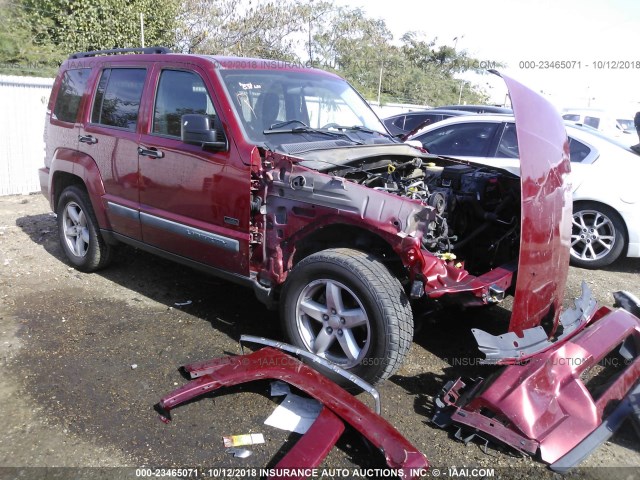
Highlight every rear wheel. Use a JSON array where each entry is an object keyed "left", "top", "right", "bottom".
[
  {"left": 570, "top": 202, "right": 625, "bottom": 269},
  {"left": 57, "top": 185, "right": 112, "bottom": 272},
  {"left": 281, "top": 248, "right": 413, "bottom": 385}
]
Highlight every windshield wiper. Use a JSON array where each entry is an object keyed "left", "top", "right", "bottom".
[
  {"left": 268, "top": 119, "right": 309, "bottom": 130},
  {"left": 326, "top": 124, "right": 376, "bottom": 134},
  {"left": 263, "top": 125, "right": 357, "bottom": 141}
]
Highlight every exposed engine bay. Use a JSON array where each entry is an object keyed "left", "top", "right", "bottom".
[{"left": 325, "top": 157, "right": 521, "bottom": 274}]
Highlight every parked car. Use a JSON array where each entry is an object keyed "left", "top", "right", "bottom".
[
  {"left": 382, "top": 109, "right": 471, "bottom": 137},
  {"left": 562, "top": 108, "right": 637, "bottom": 146},
  {"left": 432, "top": 104, "right": 513, "bottom": 114},
  {"left": 40, "top": 49, "right": 572, "bottom": 384},
  {"left": 408, "top": 115, "right": 640, "bottom": 268}
]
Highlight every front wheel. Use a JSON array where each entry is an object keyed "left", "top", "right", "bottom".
[
  {"left": 570, "top": 202, "right": 626, "bottom": 269},
  {"left": 281, "top": 248, "right": 413, "bottom": 385}
]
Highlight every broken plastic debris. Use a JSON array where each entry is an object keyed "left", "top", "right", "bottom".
[
  {"left": 223, "top": 433, "right": 265, "bottom": 448},
  {"left": 264, "top": 393, "right": 322, "bottom": 434},
  {"left": 270, "top": 380, "right": 291, "bottom": 397},
  {"left": 226, "top": 447, "right": 252, "bottom": 458},
  {"left": 131, "top": 364, "right": 138, "bottom": 369},
  {"left": 174, "top": 300, "right": 193, "bottom": 306}
]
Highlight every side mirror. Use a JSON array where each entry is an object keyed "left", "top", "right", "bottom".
[{"left": 181, "top": 114, "right": 227, "bottom": 152}]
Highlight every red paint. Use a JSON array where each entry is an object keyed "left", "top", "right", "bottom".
[
  {"left": 439, "top": 306, "right": 640, "bottom": 464},
  {"left": 158, "top": 347, "right": 429, "bottom": 477}
]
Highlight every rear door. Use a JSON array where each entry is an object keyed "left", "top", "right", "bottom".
[
  {"left": 136, "top": 64, "right": 251, "bottom": 276},
  {"left": 79, "top": 66, "right": 149, "bottom": 240}
]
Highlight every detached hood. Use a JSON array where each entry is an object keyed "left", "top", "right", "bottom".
[{"left": 501, "top": 72, "right": 572, "bottom": 336}]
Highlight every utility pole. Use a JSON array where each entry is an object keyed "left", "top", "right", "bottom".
[
  {"left": 308, "top": 16, "right": 312, "bottom": 65},
  {"left": 140, "top": 13, "right": 145, "bottom": 48},
  {"left": 377, "top": 65, "right": 383, "bottom": 106}
]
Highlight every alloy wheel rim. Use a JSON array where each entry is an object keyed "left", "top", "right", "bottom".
[
  {"left": 62, "top": 202, "right": 90, "bottom": 257},
  {"left": 295, "top": 279, "right": 371, "bottom": 368},
  {"left": 570, "top": 209, "right": 616, "bottom": 262}
]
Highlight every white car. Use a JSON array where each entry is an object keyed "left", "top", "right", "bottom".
[
  {"left": 561, "top": 108, "right": 638, "bottom": 146},
  {"left": 407, "top": 115, "right": 640, "bottom": 269}
]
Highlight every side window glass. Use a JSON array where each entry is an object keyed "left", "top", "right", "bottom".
[
  {"left": 153, "top": 70, "right": 216, "bottom": 137},
  {"left": 495, "top": 123, "right": 519, "bottom": 158},
  {"left": 584, "top": 116, "right": 600, "bottom": 129},
  {"left": 416, "top": 122, "right": 499, "bottom": 157},
  {"left": 391, "top": 116, "right": 406, "bottom": 128},
  {"left": 404, "top": 115, "right": 433, "bottom": 131},
  {"left": 91, "top": 68, "right": 146, "bottom": 131},
  {"left": 53, "top": 69, "right": 91, "bottom": 123},
  {"left": 568, "top": 138, "right": 591, "bottom": 162},
  {"left": 562, "top": 114, "right": 580, "bottom": 122}
]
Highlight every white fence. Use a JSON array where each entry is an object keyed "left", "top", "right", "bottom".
[{"left": 0, "top": 75, "right": 54, "bottom": 196}]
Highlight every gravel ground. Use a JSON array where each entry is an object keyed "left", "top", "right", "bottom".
[{"left": 0, "top": 193, "right": 639, "bottom": 480}]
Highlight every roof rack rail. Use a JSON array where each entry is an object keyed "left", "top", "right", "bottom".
[{"left": 69, "top": 47, "right": 171, "bottom": 59}]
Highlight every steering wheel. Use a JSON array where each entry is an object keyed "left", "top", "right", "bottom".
[{"left": 320, "top": 122, "right": 342, "bottom": 129}]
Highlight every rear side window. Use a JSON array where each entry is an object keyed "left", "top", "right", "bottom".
[
  {"left": 568, "top": 137, "right": 591, "bottom": 162},
  {"left": 584, "top": 116, "right": 600, "bottom": 129},
  {"left": 53, "top": 69, "right": 91, "bottom": 123},
  {"left": 153, "top": 70, "right": 216, "bottom": 137},
  {"left": 495, "top": 123, "right": 519, "bottom": 158},
  {"left": 91, "top": 68, "right": 147, "bottom": 131},
  {"left": 562, "top": 114, "right": 580, "bottom": 122}
]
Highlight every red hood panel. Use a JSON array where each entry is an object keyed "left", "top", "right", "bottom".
[{"left": 500, "top": 72, "right": 572, "bottom": 335}]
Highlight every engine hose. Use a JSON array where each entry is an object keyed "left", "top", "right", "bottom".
[{"left": 451, "top": 193, "right": 515, "bottom": 251}]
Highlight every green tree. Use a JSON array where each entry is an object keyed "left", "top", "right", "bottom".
[
  {"left": 175, "top": 0, "right": 313, "bottom": 60},
  {"left": 16, "top": 0, "right": 178, "bottom": 55},
  {"left": 0, "top": 0, "right": 179, "bottom": 76},
  {"left": 310, "top": 8, "right": 499, "bottom": 106},
  {"left": 0, "top": 1, "right": 61, "bottom": 76}
]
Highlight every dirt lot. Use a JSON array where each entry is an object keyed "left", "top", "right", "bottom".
[{"left": 0, "top": 193, "right": 639, "bottom": 479}]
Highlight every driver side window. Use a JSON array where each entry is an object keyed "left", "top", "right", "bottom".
[{"left": 153, "top": 70, "right": 216, "bottom": 137}]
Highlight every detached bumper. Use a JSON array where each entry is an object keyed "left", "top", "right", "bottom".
[
  {"left": 433, "top": 292, "right": 640, "bottom": 470},
  {"left": 157, "top": 340, "right": 428, "bottom": 478}
]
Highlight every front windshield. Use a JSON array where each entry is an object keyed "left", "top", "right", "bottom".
[{"left": 219, "top": 69, "right": 387, "bottom": 143}]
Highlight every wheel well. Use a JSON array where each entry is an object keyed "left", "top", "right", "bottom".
[
  {"left": 53, "top": 172, "right": 85, "bottom": 209},
  {"left": 292, "top": 225, "right": 406, "bottom": 278},
  {"left": 573, "top": 200, "right": 629, "bottom": 244}
]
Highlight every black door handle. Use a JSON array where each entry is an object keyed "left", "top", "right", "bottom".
[
  {"left": 137, "top": 146, "right": 164, "bottom": 159},
  {"left": 79, "top": 134, "right": 97, "bottom": 145}
]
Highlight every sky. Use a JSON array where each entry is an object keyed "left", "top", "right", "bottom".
[{"left": 333, "top": 0, "right": 640, "bottom": 115}]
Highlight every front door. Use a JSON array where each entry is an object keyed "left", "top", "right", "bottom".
[{"left": 137, "top": 66, "right": 251, "bottom": 276}]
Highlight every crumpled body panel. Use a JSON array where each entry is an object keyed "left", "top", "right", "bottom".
[{"left": 433, "top": 299, "right": 640, "bottom": 469}]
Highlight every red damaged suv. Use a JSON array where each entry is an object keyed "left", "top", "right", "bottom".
[{"left": 40, "top": 47, "right": 575, "bottom": 384}]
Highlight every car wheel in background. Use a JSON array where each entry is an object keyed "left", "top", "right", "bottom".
[{"left": 570, "top": 202, "right": 626, "bottom": 269}]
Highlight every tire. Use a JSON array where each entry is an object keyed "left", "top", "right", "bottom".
[
  {"left": 281, "top": 248, "right": 413, "bottom": 385},
  {"left": 570, "top": 202, "right": 626, "bottom": 269},
  {"left": 57, "top": 185, "right": 112, "bottom": 272}
]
